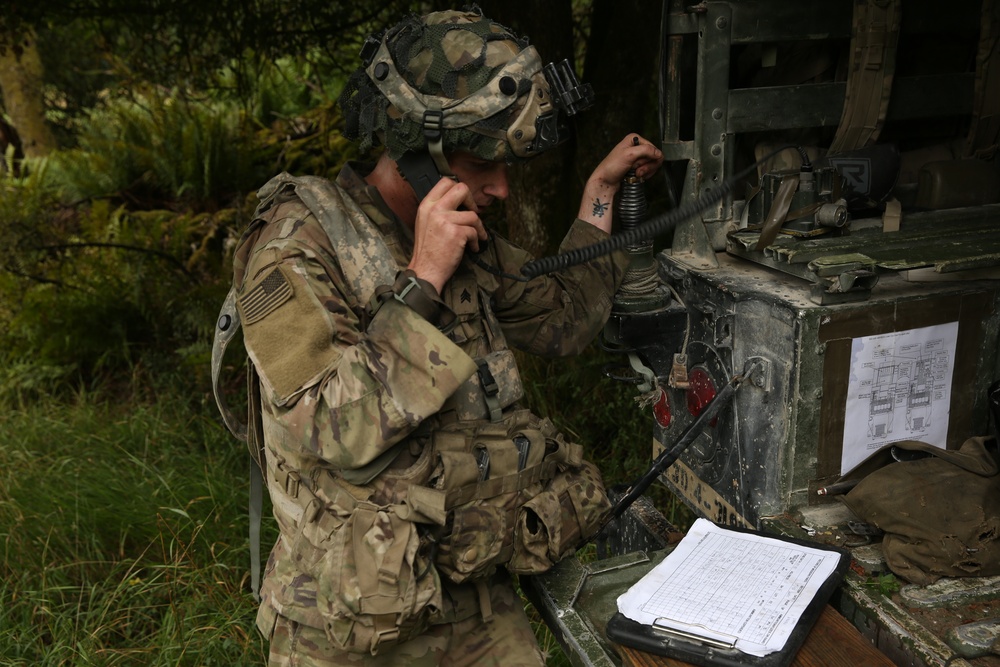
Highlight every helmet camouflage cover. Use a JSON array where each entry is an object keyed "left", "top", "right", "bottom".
[{"left": 339, "top": 6, "right": 591, "bottom": 163}]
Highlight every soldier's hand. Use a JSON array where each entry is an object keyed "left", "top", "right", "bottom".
[
  {"left": 408, "top": 177, "right": 487, "bottom": 294},
  {"left": 578, "top": 134, "right": 664, "bottom": 233}
]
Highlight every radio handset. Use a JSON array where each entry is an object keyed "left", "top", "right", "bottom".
[
  {"left": 396, "top": 150, "right": 445, "bottom": 202},
  {"left": 396, "top": 150, "right": 490, "bottom": 255}
]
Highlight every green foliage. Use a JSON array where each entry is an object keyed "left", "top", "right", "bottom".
[
  {"left": 864, "top": 573, "right": 902, "bottom": 597},
  {"left": 253, "top": 99, "right": 361, "bottom": 181},
  {"left": 0, "top": 56, "right": 365, "bottom": 399},
  {"left": 5, "top": 0, "right": 417, "bottom": 99},
  {"left": 224, "top": 52, "right": 347, "bottom": 127},
  {"left": 45, "top": 91, "right": 266, "bottom": 209},
  {"left": 0, "top": 188, "right": 239, "bottom": 399},
  {"left": 0, "top": 393, "right": 269, "bottom": 665},
  {"left": 0, "top": 44, "right": 374, "bottom": 398},
  {"left": 0, "top": 155, "right": 58, "bottom": 251},
  {"left": 34, "top": 21, "right": 119, "bottom": 143}
]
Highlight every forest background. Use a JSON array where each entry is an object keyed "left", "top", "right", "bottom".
[{"left": 0, "top": 1, "right": 686, "bottom": 664}]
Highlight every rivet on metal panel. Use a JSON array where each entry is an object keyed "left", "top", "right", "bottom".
[{"left": 715, "top": 16, "right": 728, "bottom": 29}]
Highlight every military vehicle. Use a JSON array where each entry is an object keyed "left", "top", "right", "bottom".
[{"left": 525, "top": 0, "right": 1000, "bottom": 664}]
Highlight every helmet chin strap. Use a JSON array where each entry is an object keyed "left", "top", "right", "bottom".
[{"left": 395, "top": 100, "right": 457, "bottom": 203}]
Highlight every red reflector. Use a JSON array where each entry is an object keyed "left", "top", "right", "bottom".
[
  {"left": 653, "top": 389, "right": 671, "bottom": 427},
  {"left": 686, "top": 367, "right": 717, "bottom": 418}
]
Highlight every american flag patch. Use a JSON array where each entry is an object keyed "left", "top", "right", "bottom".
[{"left": 240, "top": 267, "right": 293, "bottom": 324}]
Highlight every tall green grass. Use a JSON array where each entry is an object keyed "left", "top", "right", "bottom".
[
  {"left": 0, "top": 393, "right": 268, "bottom": 665},
  {"left": 0, "top": 351, "right": 687, "bottom": 666}
]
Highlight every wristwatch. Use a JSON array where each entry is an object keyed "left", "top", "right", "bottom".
[{"left": 369, "top": 269, "right": 453, "bottom": 329}]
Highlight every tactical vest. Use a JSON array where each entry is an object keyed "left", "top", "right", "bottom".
[{"left": 211, "top": 173, "right": 610, "bottom": 654}]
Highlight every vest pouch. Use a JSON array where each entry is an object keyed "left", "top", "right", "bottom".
[
  {"left": 509, "top": 459, "right": 611, "bottom": 574},
  {"left": 307, "top": 501, "right": 443, "bottom": 655},
  {"left": 511, "top": 429, "right": 547, "bottom": 470},
  {"left": 432, "top": 435, "right": 536, "bottom": 584},
  {"left": 434, "top": 500, "right": 509, "bottom": 584},
  {"left": 445, "top": 350, "right": 525, "bottom": 421},
  {"left": 435, "top": 450, "right": 481, "bottom": 489},
  {"left": 475, "top": 439, "right": 521, "bottom": 478}
]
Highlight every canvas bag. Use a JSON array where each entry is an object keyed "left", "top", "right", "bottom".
[{"left": 841, "top": 437, "right": 1000, "bottom": 585}]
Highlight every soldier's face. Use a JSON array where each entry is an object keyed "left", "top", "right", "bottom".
[{"left": 448, "top": 152, "right": 509, "bottom": 212}]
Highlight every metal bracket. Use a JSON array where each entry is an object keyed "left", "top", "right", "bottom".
[{"left": 745, "top": 356, "right": 772, "bottom": 391}]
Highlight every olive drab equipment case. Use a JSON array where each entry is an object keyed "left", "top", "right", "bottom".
[{"left": 649, "top": 1, "right": 1000, "bottom": 663}]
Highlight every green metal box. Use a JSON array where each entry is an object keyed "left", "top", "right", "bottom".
[{"left": 654, "top": 251, "right": 1000, "bottom": 527}]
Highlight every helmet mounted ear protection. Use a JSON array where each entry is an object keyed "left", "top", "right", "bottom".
[{"left": 340, "top": 8, "right": 594, "bottom": 200}]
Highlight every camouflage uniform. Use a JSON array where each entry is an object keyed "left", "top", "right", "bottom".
[
  {"left": 266, "top": 571, "right": 542, "bottom": 666},
  {"left": 232, "top": 163, "right": 625, "bottom": 664}
]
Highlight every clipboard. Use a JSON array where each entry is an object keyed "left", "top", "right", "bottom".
[{"left": 606, "top": 521, "right": 850, "bottom": 667}]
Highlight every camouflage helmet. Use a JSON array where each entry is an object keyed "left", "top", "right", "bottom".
[{"left": 339, "top": 6, "right": 593, "bottom": 168}]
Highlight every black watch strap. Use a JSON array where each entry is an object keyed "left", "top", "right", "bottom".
[{"left": 369, "top": 270, "right": 454, "bottom": 330}]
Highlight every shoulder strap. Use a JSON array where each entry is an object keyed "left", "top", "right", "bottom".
[
  {"left": 211, "top": 287, "right": 246, "bottom": 441},
  {"left": 274, "top": 172, "right": 398, "bottom": 301}
]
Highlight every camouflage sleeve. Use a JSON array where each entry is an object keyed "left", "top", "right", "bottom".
[
  {"left": 238, "top": 236, "right": 478, "bottom": 472},
  {"left": 490, "top": 219, "right": 628, "bottom": 357}
]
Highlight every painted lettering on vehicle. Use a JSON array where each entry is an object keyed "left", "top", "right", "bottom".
[{"left": 652, "top": 439, "right": 751, "bottom": 528}]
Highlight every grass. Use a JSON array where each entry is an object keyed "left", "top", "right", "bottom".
[
  {"left": 0, "top": 347, "right": 689, "bottom": 666},
  {"left": 0, "top": 392, "right": 267, "bottom": 665}
]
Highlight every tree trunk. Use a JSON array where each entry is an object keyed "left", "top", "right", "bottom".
[
  {"left": 576, "top": 0, "right": 662, "bottom": 188},
  {"left": 0, "top": 28, "right": 58, "bottom": 158}
]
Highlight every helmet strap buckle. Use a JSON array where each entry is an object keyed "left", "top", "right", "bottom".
[
  {"left": 422, "top": 108, "right": 444, "bottom": 142},
  {"left": 422, "top": 104, "right": 454, "bottom": 178}
]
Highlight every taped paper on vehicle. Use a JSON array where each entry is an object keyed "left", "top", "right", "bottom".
[{"left": 841, "top": 321, "right": 959, "bottom": 474}]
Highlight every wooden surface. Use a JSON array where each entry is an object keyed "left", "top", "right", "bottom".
[{"left": 617, "top": 605, "right": 895, "bottom": 667}]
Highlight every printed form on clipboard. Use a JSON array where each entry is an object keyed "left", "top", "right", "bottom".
[{"left": 615, "top": 518, "right": 847, "bottom": 659}]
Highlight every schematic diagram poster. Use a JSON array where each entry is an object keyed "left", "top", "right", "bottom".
[{"left": 841, "top": 321, "right": 958, "bottom": 474}]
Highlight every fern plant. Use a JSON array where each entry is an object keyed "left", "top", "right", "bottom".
[{"left": 45, "top": 90, "right": 265, "bottom": 208}]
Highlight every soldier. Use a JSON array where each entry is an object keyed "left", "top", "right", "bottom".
[{"left": 225, "top": 6, "right": 662, "bottom": 666}]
